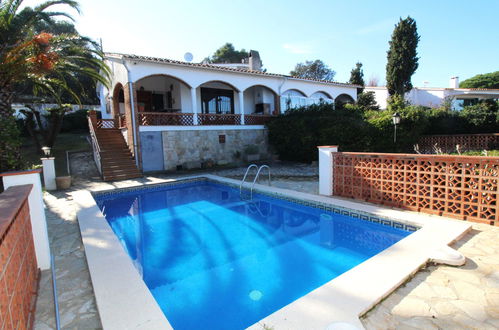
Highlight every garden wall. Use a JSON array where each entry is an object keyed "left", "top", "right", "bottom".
[
  {"left": 419, "top": 133, "right": 499, "bottom": 153},
  {"left": 332, "top": 152, "right": 499, "bottom": 226},
  {"left": 0, "top": 185, "right": 39, "bottom": 329}
]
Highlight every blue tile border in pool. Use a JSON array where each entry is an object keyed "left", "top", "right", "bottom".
[{"left": 91, "top": 177, "right": 420, "bottom": 232}]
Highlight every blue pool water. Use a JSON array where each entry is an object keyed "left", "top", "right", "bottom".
[{"left": 94, "top": 180, "right": 411, "bottom": 330}]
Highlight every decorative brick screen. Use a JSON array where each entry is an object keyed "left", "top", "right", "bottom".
[
  {"left": 0, "top": 185, "right": 39, "bottom": 329},
  {"left": 333, "top": 152, "right": 499, "bottom": 226},
  {"left": 197, "top": 113, "right": 241, "bottom": 125},
  {"left": 96, "top": 119, "right": 116, "bottom": 129},
  {"left": 244, "top": 114, "right": 273, "bottom": 125},
  {"left": 138, "top": 112, "right": 194, "bottom": 126},
  {"left": 418, "top": 134, "right": 499, "bottom": 153}
]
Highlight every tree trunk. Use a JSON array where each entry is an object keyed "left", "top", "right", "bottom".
[{"left": 0, "top": 88, "right": 24, "bottom": 173}]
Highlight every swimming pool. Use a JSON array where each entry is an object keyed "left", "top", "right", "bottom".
[{"left": 93, "top": 179, "right": 413, "bottom": 330}]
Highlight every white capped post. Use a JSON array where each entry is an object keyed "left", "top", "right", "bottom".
[
  {"left": 191, "top": 87, "right": 199, "bottom": 125},
  {"left": 1, "top": 169, "right": 51, "bottom": 270},
  {"left": 238, "top": 91, "right": 245, "bottom": 125},
  {"left": 41, "top": 157, "right": 56, "bottom": 190},
  {"left": 318, "top": 145, "right": 338, "bottom": 196}
]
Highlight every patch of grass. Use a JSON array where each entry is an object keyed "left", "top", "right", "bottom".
[{"left": 20, "top": 131, "right": 91, "bottom": 176}]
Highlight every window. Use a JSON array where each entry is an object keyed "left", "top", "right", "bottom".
[{"left": 201, "top": 88, "right": 235, "bottom": 114}]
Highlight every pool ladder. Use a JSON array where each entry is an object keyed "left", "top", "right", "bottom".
[{"left": 240, "top": 164, "right": 271, "bottom": 200}]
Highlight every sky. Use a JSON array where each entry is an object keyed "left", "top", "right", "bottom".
[{"left": 27, "top": 0, "right": 499, "bottom": 87}]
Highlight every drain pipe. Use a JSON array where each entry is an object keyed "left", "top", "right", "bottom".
[
  {"left": 122, "top": 59, "right": 140, "bottom": 167},
  {"left": 51, "top": 253, "right": 61, "bottom": 330}
]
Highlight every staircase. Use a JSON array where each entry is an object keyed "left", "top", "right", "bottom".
[{"left": 88, "top": 113, "right": 142, "bottom": 181}]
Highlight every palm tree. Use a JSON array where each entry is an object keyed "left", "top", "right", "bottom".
[{"left": 0, "top": 0, "right": 109, "bottom": 172}]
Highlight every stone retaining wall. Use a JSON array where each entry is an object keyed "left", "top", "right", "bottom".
[{"left": 160, "top": 128, "right": 269, "bottom": 171}]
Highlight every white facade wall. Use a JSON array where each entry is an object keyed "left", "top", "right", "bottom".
[
  {"left": 364, "top": 87, "right": 390, "bottom": 109},
  {"left": 365, "top": 86, "right": 499, "bottom": 110},
  {"left": 102, "top": 57, "right": 357, "bottom": 116}
]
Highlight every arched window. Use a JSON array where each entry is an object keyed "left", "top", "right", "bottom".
[
  {"left": 281, "top": 89, "right": 308, "bottom": 111},
  {"left": 309, "top": 91, "right": 334, "bottom": 105}
]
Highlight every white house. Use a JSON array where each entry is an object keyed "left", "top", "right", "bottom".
[
  {"left": 365, "top": 77, "right": 499, "bottom": 110},
  {"left": 93, "top": 51, "right": 359, "bottom": 179}
]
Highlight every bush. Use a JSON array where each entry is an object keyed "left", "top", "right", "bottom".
[
  {"left": 356, "top": 91, "right": 379, "bottom": 111},
  {"left": 267, "top": 103, "right": 371, "bottom": 162},
  {"left": 460, "top": 100, "right": 499, "bottom": 133},
  {"left": 60, "top": 109, "right": 89, "bottom": 132},
  {"left": 267, "top": 98, "right": 499, "bottom": 162}
]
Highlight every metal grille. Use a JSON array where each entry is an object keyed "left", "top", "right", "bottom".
[
  {"left": 333, "top": 152, "right": 499, "bottom": 226},
  {"left": 138, "top": 112, "right": 194, "bottom": 126}
]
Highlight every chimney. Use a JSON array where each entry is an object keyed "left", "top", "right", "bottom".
[
  {"left": 450, "top": 76, "right": 459, "bottom": 88},
  {"left": 248, "top": 50, "right": 262, "bottom": 71}
]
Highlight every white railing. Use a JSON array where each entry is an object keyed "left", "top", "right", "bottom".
[{"left": 88, "top": 116, "right": 102, "bottom": 175}]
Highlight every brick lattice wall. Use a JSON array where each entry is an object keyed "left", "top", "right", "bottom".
[
  {"left": 418, "top": 133, "right": 499, "bottom": 153},
  {"left": 333, "top": 153, "right": 499, "bottom": 226},
  {"left": 0, "top": 185, "right": 39, "bottom": 329}
]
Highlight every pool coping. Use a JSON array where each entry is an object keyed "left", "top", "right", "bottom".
[{"left": 73, "top": 174, "right": 471, "bottom": 330}]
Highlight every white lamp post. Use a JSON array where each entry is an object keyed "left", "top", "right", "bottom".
[
  {"left": 41, "top": 146, "right": 57, "bottom": 190},
  {"left": 392, "top": 113, "right": 401, "bottom": 143}
]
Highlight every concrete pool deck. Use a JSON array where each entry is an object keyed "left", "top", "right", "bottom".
[{"left": 33, "top": 163, "right": 499, "bottom": 329}]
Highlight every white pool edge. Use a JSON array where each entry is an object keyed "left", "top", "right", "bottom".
[{"left": 74, "top": 174, "right": 471, "bottom": 330}]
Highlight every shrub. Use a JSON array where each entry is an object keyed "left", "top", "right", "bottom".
[
  {"left": 460, "top": 100, "right": 499, "bottom": 133},
  {"left": 267, "top": 98, "right": 499, "bottom": 162},
  {"left": 61, "top": 109, "right": 89, "bottom": 132},
  {"left": 267, "top": 103, "right": 371, "bottom": 162},
  {"left": 356, "top": 91, "right": 379, "bottom": 111}
]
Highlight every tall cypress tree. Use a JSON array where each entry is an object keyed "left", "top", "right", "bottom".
[
  {"left": 349, "top": 62, "right": 365, "bottom": 86},
  {"left": 386, "top": 17, "right": 420, "bottom": 96}
]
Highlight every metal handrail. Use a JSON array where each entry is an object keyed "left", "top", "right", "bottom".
[
  {"left": 88, "top": 116, "right": 103, "bottom": 174},
  {"left": 240, "top": 164, "right": 258, "bottom": 199},
  {"left": 250, "top": 165, "right": 271, "bottom": 199}
]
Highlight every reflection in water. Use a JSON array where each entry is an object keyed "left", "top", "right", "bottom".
[{"left": 95, "top": 181, "right": 410, "bottom": 330}]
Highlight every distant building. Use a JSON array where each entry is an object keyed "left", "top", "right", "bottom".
[{"left": 365, "top": 77, "right": 499, "bottom": 110}]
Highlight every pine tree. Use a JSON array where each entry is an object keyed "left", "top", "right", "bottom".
[
  {"left": 349, "top": 62, "right": 365, "bottom": 86},
  {"left": 386, "top": 17, "right": 420, "bottom": 96}
]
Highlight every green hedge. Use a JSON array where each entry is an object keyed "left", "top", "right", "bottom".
[
  {"left": 267, "top": 100, "right": 499, "bottom": 162},
  {"left": 60, "top": 109, "right": 89, "bottom": 132}
]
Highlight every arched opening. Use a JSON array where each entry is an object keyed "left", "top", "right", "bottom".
[
  {"left": 134, "top": 74, "right": 192, "bottom": 113},
  {"left": 112, "top": 83, "right": 125, "bottom": 117},
  {"left": 243, "top": 85, "right": 278, "bottom": 115},
  {"left": 281, "top": 89, "right": 308, "bottom": 111},
  {"left": 310, "top": 91, "right": 334, "bottom": 105},
  {"left": 335, "top": 93, "right": 355, "bottom": 108},
  {"left": 198, "top": 81, "right": 239, "bottom": 114}
]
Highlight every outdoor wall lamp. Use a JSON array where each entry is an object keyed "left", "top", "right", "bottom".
[
  {"left": 42, "top": 146, "right": 51, "bottom": 157},
  {"left": 392, "top": 113, "right": 401, "bottom": 143}
]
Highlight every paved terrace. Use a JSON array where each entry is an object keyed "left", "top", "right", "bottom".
[{"left": 34, "top": 153, "right": 499, "bottom": 329}]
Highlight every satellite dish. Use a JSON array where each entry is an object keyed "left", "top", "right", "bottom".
[{"left": 184, "top": 52, "right": 193, "bottom": 62}]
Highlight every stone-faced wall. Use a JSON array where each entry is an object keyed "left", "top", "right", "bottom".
[{"left": 160, "top": 128, "right": 269, "bottom": 171}]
